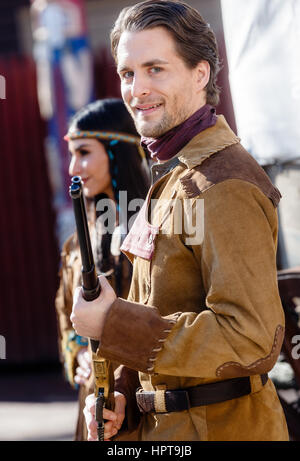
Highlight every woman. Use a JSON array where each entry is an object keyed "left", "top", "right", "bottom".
[{"left": 55, "top": 98, "right": 149, "bottom": 440}]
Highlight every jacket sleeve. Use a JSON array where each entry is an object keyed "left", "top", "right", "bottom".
[{"left": 97, "top": 180, "right": 285, "bottom": 379}]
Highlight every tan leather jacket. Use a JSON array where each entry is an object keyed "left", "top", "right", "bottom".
[{"left": 98, "top": 116, "right": 289, "bottom": 441}]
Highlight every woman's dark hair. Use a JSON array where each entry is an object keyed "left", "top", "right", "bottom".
[
  {"left": 68, "top": 98, "right": 149, "bottom": 207},
  {"left": 68, "top": 98, "right": 150, "bottom": 279},
  {"left": 110, "top": 0, "right": 220, "bottom": 106}
]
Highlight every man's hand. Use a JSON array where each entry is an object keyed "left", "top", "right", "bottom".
[
  {"left": 84, "top": 392, "right": 126, "bottom": 441},
  {"left": 70, "top": 275, "right": 116, "bottom": 340},
  {"left": 74, "top": 348, "right": 92, "bottom": 386}
]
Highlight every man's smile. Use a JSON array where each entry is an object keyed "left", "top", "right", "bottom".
[{"left": 134, "top": 103, "right": 163, "bottom": 115}]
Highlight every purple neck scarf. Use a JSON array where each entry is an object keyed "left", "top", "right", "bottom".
[{"left": 141, "top": 104, "right": 217, "bottom": 161}]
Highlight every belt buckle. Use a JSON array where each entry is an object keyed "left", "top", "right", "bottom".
[
  {"left": 136, "top": 398, "right": 146, "bottom": 414},
  {"left": 136, "top": 390, "right": 154, "bottom": 413}
]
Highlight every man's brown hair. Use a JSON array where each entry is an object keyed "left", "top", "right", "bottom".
[{"left": 110, "top": 0, "right": 221, "bottom": 106}]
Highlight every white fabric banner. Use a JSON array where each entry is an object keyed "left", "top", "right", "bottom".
[{"left": 221, "top": 0, "right": 300, "bottom": 165}]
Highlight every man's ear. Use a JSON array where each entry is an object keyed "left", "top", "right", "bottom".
[{"left": 195, "top": 60, "right": 210, "bottom": 92}]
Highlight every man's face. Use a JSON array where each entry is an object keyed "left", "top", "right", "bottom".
[{"left": 117, "top": 27, "right": 207, "bottom": 138}]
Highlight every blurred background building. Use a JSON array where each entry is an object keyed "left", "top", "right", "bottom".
[{"left": 0, "top": 0, "right": 236, "bottom": 368}]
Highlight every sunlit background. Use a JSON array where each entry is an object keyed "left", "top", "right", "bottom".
[{"left": 0, "top": 0, "right": 299, "bottom": 441}]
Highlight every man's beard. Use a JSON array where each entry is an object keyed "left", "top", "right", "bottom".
[
  {"left": 135, "top": 114, "right": 173, "bottom": 138},
  {"left": 127, "top": 100, "right": 190, "bottom": 138}
]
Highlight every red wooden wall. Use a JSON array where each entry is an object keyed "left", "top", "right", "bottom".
[{"left": 0, "top": 56, "right": 60, "bottom": 364}]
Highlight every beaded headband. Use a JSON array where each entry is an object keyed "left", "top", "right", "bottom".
[{"left": 64, "top": 129, "right": 146, "bottom": 160}]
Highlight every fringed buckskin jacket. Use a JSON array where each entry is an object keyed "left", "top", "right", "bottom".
[{"left": 97, "top": 116, "right": 289, "bottom": 441}]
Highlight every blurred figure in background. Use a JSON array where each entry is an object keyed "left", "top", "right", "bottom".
[
  {"left": 221, "top": 0, "right": 300, "bottom": 269},
  {"left": 221, "top": 0, "right": 300, "bottom": 439},
  {"left": 55, "top": 98, "right": 149, "bottom": 440},
  {"left": 30, "top": 0, "right": 95, "bottom": 247}
]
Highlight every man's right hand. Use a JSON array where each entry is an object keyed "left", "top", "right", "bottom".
[{"left": 84, "top": 392, "right": 126, "bottom": 441}]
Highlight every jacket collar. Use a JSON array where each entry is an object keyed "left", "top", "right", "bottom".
[{"left": 178, "top": 115, "right": 240, "bottom": 170}]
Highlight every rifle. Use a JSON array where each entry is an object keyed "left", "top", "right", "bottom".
[{"left": 69, "top": 175, "right": 113, "bottom": 441}]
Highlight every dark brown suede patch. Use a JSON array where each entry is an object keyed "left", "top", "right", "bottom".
[
  {"left": 180, "top": 143, "right": 281, "bottom": 207},
  {"left": 215, "top": 325, "right": 285, "bottom": 379}
]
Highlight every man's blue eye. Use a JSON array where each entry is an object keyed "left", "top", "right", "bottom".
[
  {"left": 124, "top": 71, "right": 133, "bottom": 79},
  {"left": 150, "top": 67, "right": 162, "bottom": 73}
]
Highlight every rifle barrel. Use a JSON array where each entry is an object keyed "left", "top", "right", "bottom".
[{"left": 69, "top": 176, "right": 101, "bottom": 301}]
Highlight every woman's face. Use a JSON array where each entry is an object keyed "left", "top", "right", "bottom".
[{"left": 68, "top": 138, "right": 113, "bottom": 199}]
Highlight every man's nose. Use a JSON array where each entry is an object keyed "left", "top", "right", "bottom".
[{"left": 131, "top": 74, "right": 150, "bottom": 99}]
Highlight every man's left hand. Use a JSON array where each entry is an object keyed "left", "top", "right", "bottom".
[
  {"left": 71, "top": 275, "right": 116, "bottom": 340},
  {"left": 84, "top": 392, "right": 126, "bottom": 441}
]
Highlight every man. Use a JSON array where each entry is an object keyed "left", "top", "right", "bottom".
[{"left": 71, "top": 0, "right": 289, "bottom": 441}]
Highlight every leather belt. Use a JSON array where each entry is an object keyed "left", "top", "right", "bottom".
[{"left": 136, "top": 374, "right": 268, "bottom": 413}]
